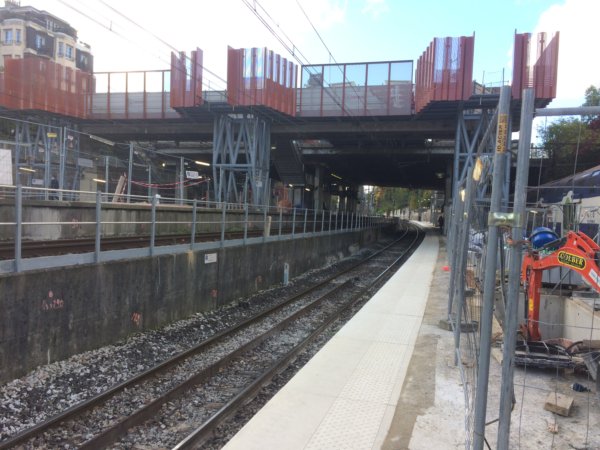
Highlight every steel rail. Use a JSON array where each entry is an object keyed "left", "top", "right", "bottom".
[
  {"left": 80, "top": 278, "right": 355, "bottom": 448},
  {"left": 173, "top": 225, "right": 424, "bottom": 448},
  {"left": 0, "top": 217, "right": 362, "bottom": 259},
  {"left": 0, "top": 227, "right": 411, "bottom": 449}
]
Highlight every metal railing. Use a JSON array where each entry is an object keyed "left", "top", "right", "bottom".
[{"left": 0, "top": 185, "right": 388, "bottom": 274}]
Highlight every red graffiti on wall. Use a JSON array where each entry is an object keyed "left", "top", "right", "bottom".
[
  {"left": 131, "top": 312, "right": 142, "bottom": 327},
  {"left": 41, "top": 290, "right": 64, "bottom": 310}
]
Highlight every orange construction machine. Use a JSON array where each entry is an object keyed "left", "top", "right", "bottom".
[{"left": 521, "top": 230, "right": 600, "bottom": 342}]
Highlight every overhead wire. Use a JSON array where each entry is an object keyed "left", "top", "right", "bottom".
[
  {"left": 294, "top": 0, "right": 390, "bottom": 115},
  {"left": 89, "top": 0, "right": 313, "bottom": 131},
  {"left": 241, "top": 0, "right": 402, "bottom": 177},
  {"left": 57, "top": 0, "right": 226, "bottom": 93},
  {"left": 242, "top": 0, "right": 361, "bottom": 119},
  {"left": 97, "top": 0, "right": 230, "bottom": 92},
  {"left": 0, "top": 1, "right": 300, "bottom": 195},
  {"left": 52, "top": 0, "right": 309, "bottom": 148},
  {"left": 4, "top": 0, "right": 389, "bottom": 188}
]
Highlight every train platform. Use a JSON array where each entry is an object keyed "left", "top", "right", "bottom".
[{"left": 224, "top": 229, "right": 464, "bottom": 449}]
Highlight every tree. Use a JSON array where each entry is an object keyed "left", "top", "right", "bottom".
[
  {"left": 374, "top": 187, "right": 431, "bottom": 216},
  {"left": 583, "top": 85, "right": 600, "bottom": 124},
  {"left": 538, "top": 85, "right": 600, "bottom": 182}
]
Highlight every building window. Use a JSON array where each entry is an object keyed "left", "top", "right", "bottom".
[
  {"left": 3, "top": 29, "right": 13, "bottom": 44},
  {"left": 15, "top": 29, "right": 20, "bottom": 44},
  {"left": 65, "top": 44, "right": 73, "bottom": 59},
  {"left": 58, "top": 42, "right": 64, "bottom": 57},
  {"left": 35, "top": 34, "right": 46, "bottom": 49}
]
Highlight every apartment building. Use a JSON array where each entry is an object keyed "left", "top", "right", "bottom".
[{"left": 0, "top": 0, "right": 92, "bottom": 73}]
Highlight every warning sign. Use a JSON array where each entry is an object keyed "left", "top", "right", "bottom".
[{"left": 496, "top": 114, "right": 508, "bottom": 153}]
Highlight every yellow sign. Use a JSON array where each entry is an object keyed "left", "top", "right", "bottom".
[
  {"left": 557, "top": 251, "right": 586, "bottom": 270},
  {"left": 496, "top": 114, "right": 508, "bottom": 153},
  {"left": 47, "top": 132, "right": 57, "bottom": 138}
]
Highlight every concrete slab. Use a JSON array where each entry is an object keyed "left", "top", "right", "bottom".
[{"left": 544, "top": 392, "right": 574, "bottom": 416}]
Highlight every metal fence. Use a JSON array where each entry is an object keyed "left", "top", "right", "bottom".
[
  {"left": 446, "top": 88, "right": 600, "bottom": 449},
  {"left": 0, "top": 184, "right": 388, "bottom": 275}
]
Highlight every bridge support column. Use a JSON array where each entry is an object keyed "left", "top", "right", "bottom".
[
  {"left": 313, "top": 165, "right": 322, "bottom": 211},
  {"left": 212, "top": 113, "right": 271, "bottom": 206},
  {"left": 346, "top": 185, "right": 359, "bottom": 213}
]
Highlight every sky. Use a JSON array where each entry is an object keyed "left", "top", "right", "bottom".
[{"left": 24, "top": 0, "right": 599, "bottom": 110}]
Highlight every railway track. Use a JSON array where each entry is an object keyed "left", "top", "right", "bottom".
[
  {"left": 0, "top": 228, "right": 302, "bottom": 259},
  {"left": 0, "top": 225, "right": 423, "bottom": 449}
]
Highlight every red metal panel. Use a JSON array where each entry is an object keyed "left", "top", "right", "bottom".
[
  {"left": 290, "top": 62, "right": 297, "bottom": 116},
  {"left": 415, "top": 35, "right": 474, "bottom": 113},
  {"left": 0, "top": 55, "right": 92, "bottom": 118},
  {"left": 534, "top": 31, "right": 559, "bottom": 99},
  {"left": 170, "top": 51, "right": 183, "bottom": 108},
  {"left": 227, "top": 46, "right": 297, "bottom": 116},
  {"left": 512, "top": 32, "right": 531, "bottom": 100},
  {"left": 65, "top": 66, "right": 71, "bottom": 116},
  {"left": 460, "top": 35, "right": 474, "bottom": 100},
  {"left": 169, "top": 52, "right": 178, "bottom": 108},
  {"left": 415, "top": 39, "right": 435, "bottom": 113},
  {"left": 227, "top": 46, "right": 242, "bottom": 106},
  {"left": 247, "top": 48, "right": 255, "bottom": 106},
  {"left": 193, "top": 48, "right": 203, "bottom": 106},
  {"left": 170, "top": 48, "right": 204, "bottom": 109},
  {"left": 511, "top": 31, "right": 558, "bottom": 101},
  {"left": 439, "top": 37, "right": 451, "bottom": 101}
]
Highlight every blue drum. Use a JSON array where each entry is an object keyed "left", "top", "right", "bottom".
[{"left": 529, "top": 227, "right": 559, "bottom": 249}]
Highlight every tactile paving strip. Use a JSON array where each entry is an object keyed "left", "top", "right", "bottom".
[{"left": 305, "top": 397, "right": 386, "bottom": 450}]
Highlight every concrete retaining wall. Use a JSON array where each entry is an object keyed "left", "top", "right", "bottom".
[
  {"left": 0, "top": 199, "right": 268, "bottom": 241},
  {"left": 563, "top": 296, "right": 600, "bottom": 341},
  {"left": 520, "top": 291, "right": 600, "bottom": 341},
  {"left": 0, "top": 227, "right": 384, "bottom": 383}
]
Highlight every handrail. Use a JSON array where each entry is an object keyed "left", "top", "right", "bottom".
[{"left": 0, "top": 184, "right": 390, "bottom": 274}]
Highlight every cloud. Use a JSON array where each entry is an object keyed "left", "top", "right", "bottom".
[
  {"left": 361, "top": 0, "right": 389, "bottom": 19},
  {"left": 534, "top": 0, "right": 600, "bottom": 107}
]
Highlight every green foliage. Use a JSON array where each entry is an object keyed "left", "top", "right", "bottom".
[
  {"left": 583, "top": 85, "right": 600, "bottom": 124},
  {"left": 584, "top": 85, "right": 600, "bottom": 107},
  {"left": 538, "top": 85, "right": 600, "bottom": 182},
  {"left": 374, "top": 187, "right": 431, "bottom": 215}
]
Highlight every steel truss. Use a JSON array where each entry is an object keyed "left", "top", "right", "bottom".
[
  {"left": 447, "top": 99, "right": 513, "bottom": 356},
  {"left": 212, "top": 113, "right": 271, "bottom": 206},
  {"left": 452, "top": 108, "right": 500, "bottom": 200},
  {"left": 13, "top": 119, "right": 80, "bottom": 199}
]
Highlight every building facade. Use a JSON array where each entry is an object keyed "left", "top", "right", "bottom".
[{"left": 0, "top": 0, "right": 93, "bottom": 117}]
